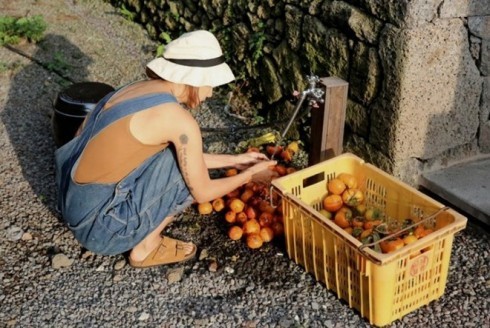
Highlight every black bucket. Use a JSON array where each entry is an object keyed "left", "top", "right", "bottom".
[{"left": 52, "top": 82, "right": 115, "bottom": 147}]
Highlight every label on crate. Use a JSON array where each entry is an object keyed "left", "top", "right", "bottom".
[{"left": 406, "top": 248, "right": 433, "bottom": 277}]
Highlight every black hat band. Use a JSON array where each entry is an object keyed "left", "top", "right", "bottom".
[{"left": 164, "top": 55, "right": 225, "bottom": 68}]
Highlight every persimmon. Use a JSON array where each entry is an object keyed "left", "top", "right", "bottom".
[
  {"left": 286, "top": 167, "right": 297, "bottom": 175},
  {"left": 259, "top": 200, "right": 275, "bottom": 214},
  {"left": 380, "top": 238, "right": 404, "bottom": 253},
  {"left": 259, "top": 227, "right": 274, "bottom": 242},
  {"left": 225, "top": 168, "right": 238, "bottom": 177},
  {"left": 274, "top": 164, "right": 287, "bottom": 176},
  {"left": 323, "top": 194, "right": 343, "bottom": 212},
  {"left": 337, "top": 206, "right": 353, "bottom": 219},
  {"left": 341, "top": 188, "right": 364, "bottom": 207},
  {"left": 246, "top": 233, "right": 263, "bottom": 249},
  {"left": 273, "top": 213, "right": 284, "bottom": 224},
  {"left": 229, "top": 198, "right": 245, "bottom": 213},
  {"left": 244, "top": 206, "right": 258, "bottom": 220},
  {"left": 355, "top": 204, "right": 367, "bottom": 216},
  {"left": 334, "top": 211, "right": 351, "bottom": 229},
  {"left": 343, "top": 227, "right": 353, "bottom": 235},
  {"left": 359, "top": 228, "right": 373, "bottom": 239},
  {"left": 228, "top": 226, "right": 243, "bottom": 240},
  {"left": 280, "top": 150, "right": 293, "bottom": 162},
  {"left": 363, "top": 219, "right": 383, "bottom": 230},
  {"left": 258, "top": 212, "right": 274, "bottom": 227},
  {"left": 413, "top": 225, "right": 426, "bottom": 239},
  {"left": 352, "top": 218, "right": 364, "bottom": 228},
  {"left": 266, "top": 144, "right": 283, "bottom": 156},
  {"left": 243, "top": 219, "right": 261, "bottom": 235},
  {"left": 236, "top": 212, "right": 248, "bottom": 225},
  {"left": 285, "top": 141, "right": 299, "bottom": 154},
  {"left": 337, "top": 173, "right": 358, "bottom": 189},
  {"left": 197, "top": 202, "right": 213, "bottom": 215},
  {"left": 224, "top": 211, "right": 237, "bottom": 224},
  {"left": 403, "top": 234, "right": 418, "bottom": 245},
  {"left": 212, "top": 198, "right": 225, "bottom": 212},
  {"left": 364, "top": 207, "right": 383, "bottom": 221},
  {"left": 319, "top": 209, "right": 332, "bottom": 220},
  {"left": 327, "top": 178, "right": 347, "bottom": 195},
  {"left": 240, "top": 188, "right": 254, "bottom": 203}
]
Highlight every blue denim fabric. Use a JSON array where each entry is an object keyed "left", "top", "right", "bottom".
[{"left": 55, "top": 92, "right": 193, "bottom": 255}]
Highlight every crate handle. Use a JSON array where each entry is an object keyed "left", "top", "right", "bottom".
[
  {"left": 269, "top": 185, "right": 280, "bottom": 208},
  {"left": 357, "top": 206, "right": 450, "bottom": 263}
]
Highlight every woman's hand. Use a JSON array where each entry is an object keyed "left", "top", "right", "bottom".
[
  {"left": 234, "top": 151, "right": 270, "bottom": 170},
  {"left": 242, "top": 159, "right": 279, "bottom": 184}
]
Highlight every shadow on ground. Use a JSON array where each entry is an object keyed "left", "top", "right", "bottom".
[{"left": 1, "top": 33, "right": 92, "bottom": 216}]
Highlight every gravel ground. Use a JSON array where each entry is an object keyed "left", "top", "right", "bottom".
[{"left": 1, "top": 1, "right": 489, "bottom": 327}]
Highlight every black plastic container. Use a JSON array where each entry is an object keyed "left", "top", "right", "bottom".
[{"left": 52, "top": 82, "right": 114, "bottom": 147}]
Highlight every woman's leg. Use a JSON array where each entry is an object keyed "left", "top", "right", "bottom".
[{"left": 129, "top": 215, "right": 195, "bottom": 262}]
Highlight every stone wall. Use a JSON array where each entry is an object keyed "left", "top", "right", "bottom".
[{"left": 109, "top": 0, "right": 489, "bottom": 186}]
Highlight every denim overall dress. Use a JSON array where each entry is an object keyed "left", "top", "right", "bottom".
[{"left": 55, "top": 91, "right": 193, "bottom": 255}]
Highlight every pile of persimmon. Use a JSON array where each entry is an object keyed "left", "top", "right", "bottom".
[
  {"left": 196, "top": 142, "right": 301, "bottom": 249},
  {"left": 320, "top": 172, "right": 435, "bottom": 254}
]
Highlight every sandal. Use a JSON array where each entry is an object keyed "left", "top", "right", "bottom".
[{"left": 129, "top": 236, "right": 197, "bottom": 268}]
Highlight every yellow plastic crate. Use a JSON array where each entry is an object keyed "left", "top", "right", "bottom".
[{"left": 271, "top": 153, "right": 467, "bottom": 326}]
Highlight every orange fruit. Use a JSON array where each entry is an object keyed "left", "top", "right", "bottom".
[
  {"left": 258, "top": 212, "right": 274, "bottom": 227},
  {"left": 240, "top": 188, "right": 254, "bottom": 203},
  {"left": 228, "top": 226, "right": 243, "bottom": 240},
  {"left": 364, "top": 207, "right": 383, "bottom": 220},
  {"left": 243, "top": 219, "right": 261, "bottom": 235},
  {"left": 343, "top": 227, "right": 353, "bottom": 235},
  {"left": 403, "top": 235, "right": 418, "bottom": 245},
  {"left": 274, "top": 164, "right": 288, "bottom": 176},
  {"left": 363, "top": 219, "right": 382, "bottom": 230},
  {"left": 224, "top": 211, "right": 237, "bottom": 224},
  {"left": 323, "top": 194, "right": 343, "bottom": 212},
  {"left": 319, "top": 209, "right": 332, "bottom": 220},
  {"left": 359, "top": 228, "right": 373, "bottom": 239},
  {"left": 225, "top": 168, "right": 238, "bottom": 177},
  {"left": 212, "top": 198, "right": 225, "bottom": 212},
  {"left": 337, "top": 173, "right": 358, "bottom": 189},
  {"left": 327, "top": 178, "right": 347, "bottom": 195},
  {"left": 246, "top": 233, "right": 263, "bottom": 249},
  {"left": 413, "top": 225, "right": 426, "bottom": 239},
  {"left": 236, "top": 212, "right": 248, "bottom": 225},
  {"left": 226, "top": 189, "right": 240, "bottom": 199},
  {"left": 197, "top": 202, "right": 213, "bottom": 215},
  {"left": 280, "top": 150, "right": 293, "bottom": 162},
  {"left": 334, "top": 211, "right": 351, "bottom": 228},
  {"left": 229, "top": 198, "right": 245, "bottom": 213},
  {"left": 259, "top": 227, "right": 274, "bottom": 242},
  {"left": 380, "top": 238, "right": 405, "bottom": 253},
  {"left": 244, "top": 206, "right": 258, "bottom": 220},
  {"left": 341, "top": 188, "right": 364, "bottom": 207}
]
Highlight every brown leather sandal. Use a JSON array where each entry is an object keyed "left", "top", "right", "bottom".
[{"left": 129, "top": 236, "right": 197, "bottom": 268}]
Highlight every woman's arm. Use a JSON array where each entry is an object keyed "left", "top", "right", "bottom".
[
  {"left": 203, "top": 152, "right": 269, "bottom": 169},
  {"left": 145, "top": 104, "right": 275, "bottom": 203}
]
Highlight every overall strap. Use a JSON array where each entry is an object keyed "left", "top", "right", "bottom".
[{"left": 90, "top": 93, "right": 178, "bottom": 137}]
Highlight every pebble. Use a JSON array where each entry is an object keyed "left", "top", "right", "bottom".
[
  {"left": 126, "top": 306, "right": 138, "bottom": 313},
  {"left": 113, "top": 274, "right": 123, "bottom": 282},
  {"left": 138, "top": 312, "right": 150, "bottom": 321},
  {"left": 6, "top": 226, "right": 23, "bottom": 241},
  {"left": 21, "top": 232, "right": 32, "bottom": 241},
  {"left": 81, "top": 250, "right": 94, "bottom": 259},
  {"left": 199, "top": 249, "right": 209, "bottom": 260},
  {"left": 167, "top": 267, "right": 184, "bottom": 283},
  {"left": 208, "top": 260, "right": 218, "bottom": 272},
  {"left": 51, "top": 254, "right": 73, "bottom": 269},
  {"left": 114, "top": 259, "right": 126, "bottom": 271},
  {"left": 224, "top": 266, "right": 234, "bottom": 274}
]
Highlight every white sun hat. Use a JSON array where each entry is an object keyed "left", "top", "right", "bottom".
[{"left": 146, "top": 30, "right": 235, "bottom": 87}]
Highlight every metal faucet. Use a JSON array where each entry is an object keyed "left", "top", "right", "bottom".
[{"left": 279, "top": 75, "right": 325, "bottom": 139}]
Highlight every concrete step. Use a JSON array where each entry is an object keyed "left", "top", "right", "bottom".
[{"left": 419, "top": 155, "right": 490, "bottom": 227}]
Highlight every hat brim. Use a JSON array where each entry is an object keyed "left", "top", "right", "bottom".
[{"left": 147, "top": 57, "right": 235, "bottom": 88}]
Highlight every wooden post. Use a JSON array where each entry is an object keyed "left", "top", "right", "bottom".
[{"left": 309, "top": 77, "right": 348, "bottom": 166}]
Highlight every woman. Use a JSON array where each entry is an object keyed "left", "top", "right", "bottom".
[{"left": 55, "top": 30, "right": 277, "bottom": 268}]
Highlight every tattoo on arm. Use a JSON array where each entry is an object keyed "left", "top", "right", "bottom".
[{"left": 177, "top": 134, "right": 194, "bottom": 192}]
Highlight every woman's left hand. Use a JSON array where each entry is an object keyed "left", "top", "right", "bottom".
[{"left": 234, "top": 151, "right": 269, "bottom": 170}]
